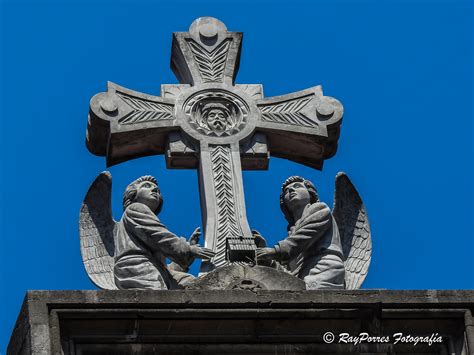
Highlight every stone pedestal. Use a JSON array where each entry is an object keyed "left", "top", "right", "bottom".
[{"left": 8, "top": 290, "right": 474, "bottom": 354}]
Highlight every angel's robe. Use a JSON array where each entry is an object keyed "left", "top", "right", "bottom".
[
  {"left": 113, "top": 202, "right": 194, "bottom": 290},
  {"left": 275, "top": 202, "right": 346, "bottom": 289}
]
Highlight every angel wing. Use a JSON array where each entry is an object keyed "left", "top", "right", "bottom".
[
  {"left": 79, "top": 171, "right": 118, "bottom": 290},
  {"left": 332, "top": 172, "right": 372, "bottom": 290}
]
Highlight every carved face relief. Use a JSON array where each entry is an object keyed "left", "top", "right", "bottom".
[
  {"left": 198, "top": 101, "right": 236, "bottom": 134},
  {"left": 205, "top": 108, "right": 230, "bottom": 132},
  {"left": 135, "top": 181, "right": 161, "bottom": 212},
  {"left": 283, "top": 181, "right": 311, "bottom": 211},
  {"left": 182, "top": 90, "right": 249, "bottom": 138}
]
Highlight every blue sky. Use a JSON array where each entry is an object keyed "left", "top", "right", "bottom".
[{"left": 1, "top": 0, "right": 473, "bottom": 350}]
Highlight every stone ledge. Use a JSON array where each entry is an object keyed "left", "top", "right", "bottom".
[
  {"left": 8, "top": 290, "right": 474, "bottom": 355},
  {"left": 23, "top": 289, "right": 474, "bottom": 306}
]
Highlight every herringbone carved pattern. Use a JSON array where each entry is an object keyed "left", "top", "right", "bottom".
[
  {"left": 260, "top": 96, "right": 317, "bottom": 128},
  {"left": 117, "top": 93, "right": 174, "bottom": 125},
  {"left": 210, "top": 145, "right": 243, "bottom": 267},
  {"left": 187, "top": 39, "right": 232, "bottom": 83}
]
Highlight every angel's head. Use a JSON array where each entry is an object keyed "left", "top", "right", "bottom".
[
  {"left": 123, "top": 175, "right": 163, "bottom": 214},
  {"left": 280, "top": 176, "right": 319, "bottom": 226}
]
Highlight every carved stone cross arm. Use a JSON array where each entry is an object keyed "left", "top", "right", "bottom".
[
  {"left": 87, "top": 82, "right": 180, "bottom": 166},
  {"left": 255, "top": 86, "right": 343, "bottom": 170},
  {"left": 86, "top": 17, "right": 343, "bottom": 272}
]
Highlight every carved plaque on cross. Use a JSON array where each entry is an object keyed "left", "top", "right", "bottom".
[{"left": 86, "top": 17, "right": 343, "bottom": 272}]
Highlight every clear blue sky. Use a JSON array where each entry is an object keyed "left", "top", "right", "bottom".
[{"left": 1, "top": 0, "right": 472, "bottom": 350}]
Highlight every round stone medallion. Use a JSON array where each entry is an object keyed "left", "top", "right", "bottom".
[
  {"left": 175, "top": 84, "right": 259, "bottom": 145},
  {"left": 183, "top": 89, "right": 249, "bottom": 137}
]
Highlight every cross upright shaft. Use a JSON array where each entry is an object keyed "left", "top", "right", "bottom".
[{"left": 86, "top": 17, "right": 343, "bottom": 272}]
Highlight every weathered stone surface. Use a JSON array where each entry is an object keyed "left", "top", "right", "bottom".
[
  {"left": 8, "top": 290, "right": 474, "bottom": 354},
  {"left": 186, "top": 264, "right": 305, "bottom": 290},
  {"left": 86, "top": 17, "right": 344, "bottom": 273},
  {"left": 79, "top": 172, "right": 214, "bottom": 290},
  {"left": 256, "top": 172, "right": 371, "bottom": 290}
]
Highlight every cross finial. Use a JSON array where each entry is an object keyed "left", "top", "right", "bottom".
[
  {"left": 172, "top": 17, "right": 241, "bottom": 85},
  {"left": 86, "top": 17, "right": 343, "bottom": 271}
]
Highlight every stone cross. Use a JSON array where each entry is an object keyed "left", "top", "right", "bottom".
[{"left": 87, "top": 17, "right": 343, "bottom": 272}]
